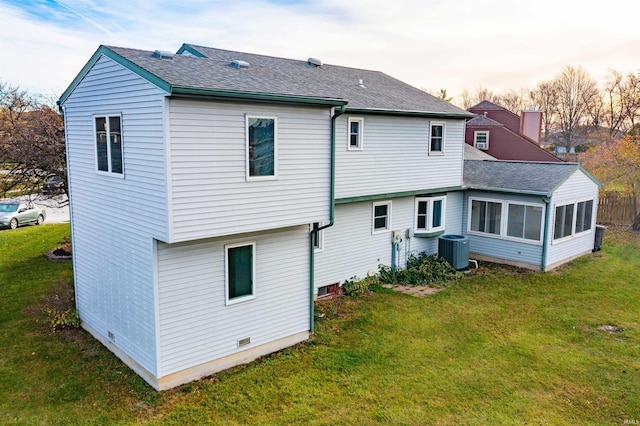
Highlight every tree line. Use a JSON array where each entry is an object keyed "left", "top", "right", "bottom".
[{"left": 451, "top": 66, "right": 640, "bottom": 152}]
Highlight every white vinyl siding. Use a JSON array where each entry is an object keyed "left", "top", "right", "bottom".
[
  {"left": 62, "top": 55, "right": 169, "bottom": 375},
  {"left": 156, "top": 226, "right": 309, "bottom": 376},
  {"left": 335, "top": 116, "right": 464, "bottom": 199},
  {"left": 314, "top": 192, "right": 463, "bottom": 290},
  {"left": 168, "top": 100, "right": 331, "bottom": 242}
]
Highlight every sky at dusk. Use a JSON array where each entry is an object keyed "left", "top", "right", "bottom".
[{"left": 1, "top": 0, "right": 638, "bottom": 102}]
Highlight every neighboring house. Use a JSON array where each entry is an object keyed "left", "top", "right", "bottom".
[
  {"left": 465, "top": 101, "right": 561, "bottom": 162},
  {"left": 463, "top": 160, "right": 601, "bottom": 271},
  {"left": 59, "top": 44, "right": 600, "bottom": 390}
]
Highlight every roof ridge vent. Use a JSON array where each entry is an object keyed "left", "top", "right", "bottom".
[
  {"left": 231, "top": 59, "right": 250, "bottom": 69},
  {"left": 307, "top": 57, "right": 323, "bottom": 67},
  {"left": 153, "top": 50, "right": 174, "bottom": 60}
]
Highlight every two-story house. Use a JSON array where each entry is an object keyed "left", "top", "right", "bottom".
[{"left": 59, "top": 44, "right": 600, "bottom": 390}]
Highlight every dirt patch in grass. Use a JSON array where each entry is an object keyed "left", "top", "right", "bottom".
[
  {"left": 381, "top": 283, "right": 446, "bottom": 297},
  {"left": 597, "top": 325, "right": 623, "bottom": 333},
  {"left": 24, "top": 280, "right": 82, "bottom": 340}
]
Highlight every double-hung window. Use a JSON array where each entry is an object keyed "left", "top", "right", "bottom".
[
  {"left": 415, "top": 196, "right": 446, "bottom": 234},
  {"left": 348, "top": 117, "right": 364, "bottom": 150},
  {"left": 372, "top": 201, "right": 391, "bottom": 233},
  {"left": 429, "top": 122, "right": 445, "bottom": 154},
  {"left": 474, "top": 131, "right": 489, "bottom": 150},
  {"left": 247, "top": 116, "right": 277, "bottom": 179},
  {"left": 225, "top": 242, "right": 256, "bottom": 305},
  {"left": 553, "top": 199, "right": 594, "bottom": 241},
  {"left": 95, "top": 115, "right": 123, "bottom": 174}
]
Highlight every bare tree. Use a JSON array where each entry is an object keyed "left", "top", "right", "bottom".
[
  {"left": 530, "top": 80, "right": 559, "bottom": 143},
  {"left": 0, "top": 81, "right": 66, "bottom": 199},
  {"left": 552, "top": 66, "right": 599, "bottom": 151},
  {"left": 497, "top": 88, "right": 531, "bottom": 115},
  {"left": 421, "top": 88, "right": 454, "bottom": 103},
  {"left": 434, "top": 89, "right": 453, "bottom": 103},
  {"left": 456, "top": 86, "right": 500, "bottom": 110}
]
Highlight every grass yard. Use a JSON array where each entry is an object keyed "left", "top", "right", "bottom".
[{"left": 1, "top": 225, "right": 638, "bottom": 425}]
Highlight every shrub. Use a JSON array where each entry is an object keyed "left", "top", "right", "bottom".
[
  {"left": 45, "top": 307, "right": 80, "bottom": 332},
  {"left": 378, "top": 252, "right": 460, "bottom": 286},
  {"left": 343, "top": 275, "right": 378, "bottom": 297}
]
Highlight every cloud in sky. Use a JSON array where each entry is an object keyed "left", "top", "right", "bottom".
[{"left": 1, "top": 0, "right": 638, "bottom": 100}]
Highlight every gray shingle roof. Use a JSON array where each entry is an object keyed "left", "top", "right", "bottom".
[
  {"left": 103, "top": 44, "right": 470, "bottom": 116},
  {"left": 464, "top": 144, "right": 495, "bottom": 160},
  {"left": 463, "top": 160, "right": 587, "bottom": 195},
  {"left": 468, "top": 100, "right": 505, "bottom": 111},
  {"left": 466, "top": 115, "right": 503, "bottom": 126}
]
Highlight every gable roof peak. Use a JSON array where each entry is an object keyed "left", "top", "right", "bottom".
[{"left": 468, "top": 100, "right": 505, "bottom": 111}]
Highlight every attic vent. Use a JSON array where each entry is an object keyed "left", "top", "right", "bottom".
[
  {"left": 307, "top": 57, "right": 323, "bottom": 67},
  {"left": 153, "top": 50, "right": 174, "bottom": 60},
  {"left": 231, "top": 59, "right": 250, "bottom": 69},
  {"left": 358, "top": 79, "right": 366, "bottom": 88}
]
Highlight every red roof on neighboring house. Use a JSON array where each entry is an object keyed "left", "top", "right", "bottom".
[{"left": 465, "top": 101, "right": 562, "bottom": 163}]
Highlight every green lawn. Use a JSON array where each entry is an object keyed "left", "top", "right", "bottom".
[{"left": 1, "top": 225, "right": 638, "bottom": 425}]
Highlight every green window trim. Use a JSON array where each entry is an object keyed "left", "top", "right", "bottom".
[{"left": 414, "top": 230, "right": 445, "bottom": 238}]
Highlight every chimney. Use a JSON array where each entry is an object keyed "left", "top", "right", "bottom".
[{"left": 520, "top": 109, "right": 543, "bottom": 145}]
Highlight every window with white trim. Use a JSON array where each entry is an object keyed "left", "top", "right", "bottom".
[
  {"left": 553, "top": 199, "right": 594, "bottom": 241},
  {"left": 415, "top": 196, "right": 446, "bottom": 233},
  {"left": 311, "top": 222, "right": 324, "bottom": 251},
  {"left": 225, "top": 242, "right": 256, "bottom": 305},
  {"left": 470, "top": 199, "right": 502, "bottom": 235},
  {"left": 372, "top": 201, "right": 391, "bottom": 233},
  {"left": 575, "top": 200, "right": 594, "bottom": 233},
  {"left": 247, "top": 116, "right": 277, "bottom": 179},
  {"left": 348, "top": 117, "right": 364, "bottom": 150},
  {"left": 429, "top": 122, "right": 445, "bottom": 154},
  {"left": 95, "top": 115, "right": 123, "bottom": 174},
  {"left": 506, "top": 203, "right": 544, "bottom": 242},
  {"left": 468, "top": 198, "right": 546, "bottom": 244},
  {"left": 474, "top": 131, "right": 489, "bottom": 150}
]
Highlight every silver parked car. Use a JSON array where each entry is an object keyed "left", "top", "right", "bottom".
[{"left": 0, "top": 202, "right": 46, "bottom": 230}]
